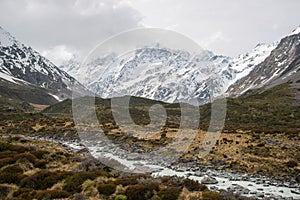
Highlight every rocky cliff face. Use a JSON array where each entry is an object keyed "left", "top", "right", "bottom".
[
  {"left": 0, "top": 26, "right": 87, "bottom": 103},
  {"left": 227, "top": 28, "right": 300, "bottom": 95},
  {"left": 57, "top": 27, "right": 300, "bottom": 104}
]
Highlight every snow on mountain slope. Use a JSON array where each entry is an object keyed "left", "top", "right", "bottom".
[
  {"left": 60, "top": 27, "right": 300, "bottom": 104},
  {"left": 59, "top": 43, "right": 277, "bottom": 104},
  {"left": 287, "top": 26, "right": 300, "bottom": 37},
  {"left": 227, "top": 27, "right": 300, "bottom": 95},
  {"left": 77, "top": 47, "right": 233, "bottom": 104},
  {"left": 0, "top": 26, "right": 87, "bottom": 100},
  {"left": 60, "top": 59, "right": 81, "bottom": 78},
  {"left": 227, "top": 42, "right": 278, "bottom": 87},
  {"left": 61, "top": 42, "right": 276, "bottom": 105},
  {"left": 0, "top": 71, "right": 19, "bottom": 84}
]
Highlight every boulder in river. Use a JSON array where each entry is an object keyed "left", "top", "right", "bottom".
[
  {"left": 211, "top": 158, "right": 225, "bottom": 165},
  {"left": 295, "top": 174, "right": 300, "bottom": 183},
  {"left": 201, "top": 176, "right": 218, "bottom": 184},
  {"left": 291, "top": 189, "right": 300, "bottom": 195}
]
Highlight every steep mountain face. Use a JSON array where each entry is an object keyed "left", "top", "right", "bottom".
[
  {"left": 75, "top": 48, "right": 233, "bottom": 104},
  {"left": 61, "top": 44, "right": 275, "bottom": 105},
  {"left": 0, "top": 26, "right": 86, "bottom": 104},
  {"left": 59, "top": 59, "right": 81, "bottom": 79},
  {"left": 59, "top": 27, "right": 300, "bottom": 104},
  {"left": 227, "top": 42, "right": 277, "bottom": 87},
  {"left": 227, "top": 27, "right": 300, "bottom": 95}
]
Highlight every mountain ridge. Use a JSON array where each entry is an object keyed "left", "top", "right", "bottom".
[
  {"left": 1, "top": 25, "right": 300, "bottom": 107},
  {"left": 227, "top": 28, "right": 300, "bottom": 95},
  {"left": 0, "top": 26, "right": 88, "bottom": 108},
  {"left": 59, "top": 28, "right": 300, "bottom": 104}
]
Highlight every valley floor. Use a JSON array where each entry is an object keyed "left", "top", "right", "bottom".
[{"left": 0, "top": 109, "right": 299, "bottom": 199}]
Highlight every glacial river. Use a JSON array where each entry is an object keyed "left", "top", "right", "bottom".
[
  {"left": 66, "top": 140, "right": 300, "bottom": 200},
  {"left": 5, "top": 135, "right": 298, "bottom": 200}
]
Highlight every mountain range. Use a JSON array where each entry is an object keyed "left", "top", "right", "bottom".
[
  {"left": 1, "top": 26, "right": 300, "bottom": 108},
  {"left": 60, "top": 27, "right": 300, "bottom": 105}
]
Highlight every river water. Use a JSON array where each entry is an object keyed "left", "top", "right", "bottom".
[
  {"left": 4, "top": 134, "right": 298, "bottom": 199},
  {"left": 77, "top": 140, "right": 300, "bottom": 200}
]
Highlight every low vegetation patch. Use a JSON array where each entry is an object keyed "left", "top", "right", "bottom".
[
  {"left": 157, "top": 187, "right": 182, "bottom": 200},
  {"left": 97, "top": 183, "right": 116, "bottom": 196},
  {"left": 125, "top": 184, "right": 158, "bottom": 200},
  {"left": 35, "top": 190, "right": 70, "bottom": 200}
]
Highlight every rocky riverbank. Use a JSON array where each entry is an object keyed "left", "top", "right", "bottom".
[{"left": 6, "top": 134, "right": 298, "bottom": 200}]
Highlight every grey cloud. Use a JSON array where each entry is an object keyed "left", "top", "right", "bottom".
[
  {"left": 1, "top": 0, "right": 300, "bottom": 65},
  {"left": 130, "top": 0, "right": 300, "bottom": 56},
  {"left": 0, "top": 0, "right": 143, "bottom": 64}
]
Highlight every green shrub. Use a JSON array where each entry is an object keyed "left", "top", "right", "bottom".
[
  {"left": 114, "top": 174, "right": 149, "bottom": 186},
  {"left": 97, "top": 183, "right": 116, "bottom": 196},
  {"left": 0, "top": 142, "right": 11, "bottom": 151},
  {"left": 1, "top": 164, "right": 23, "bottom": 174},
  {"left": 34, "top": 160, "right": 48, "bottom": 169},
  {"left": 13, "top": 188, "right": 36, "bottom": 200},
  {"left": 256, "top": 143, "right": 265, "bottom": 147},
  {"left": 63, "top": 172, "right": 99, "bottom": 193},
  {"left": 14, "top": 153, "right": 36, "bottom": 163},
  {"left": 0, "top": 157, "right": 15, "bottom": 168},
  {"left": 21, "top": 170, "right": 70, "bottom": 190},
  {"left": 92, "top": 169, "right": 110, "bottom": 177},
  {"left": 115, "top": 194, "right": 127, "bottom": 200},
  {"left": 0, "top": 185, "right": 10, "bottom": 199},
  {"left": 35, "top": 190, "right": 70, "bottom": 200},
  {"left": 0, "top": 142, "right": 28, "bottom": 153},
  {"left": 183, "top": 178, "right": 207, "bottom": 191},
  {"left": 9, "top": 136, "right": 22, "bottom": 141},
  {"left": 286, "top": 160, "right": 298, "bottom": 168},
  {"left": 157, "top": 187, "right": 182, "bottom": 200},
  {"left": 162, "top": 176, "right": 183, "bottom": 188},
  {"left": 125, "top": 184, "right": 158, "bottom": 200},
  {"left": 160, "top": 176, "right": 172, "bottom": 183},
  {"left": 0, "top": 151, "right": 16, "bottom": 159},
  {"left": 115, "top": 177, "right": 138, "bottom": 186},
  {"left": 31, "top": 150, "right": 48, "bottom": 159},
  {"left": 0, "top": 172, "right": 23, "bottom": 184},
  {"left": 202, "top": 190, "right": 224, "bottom": 200},
  {"left": 73, "top": 193, "right": 88, "bottom": 200},
  {"left": 9, "top": 144, "right": 28, "bottom": 153}
]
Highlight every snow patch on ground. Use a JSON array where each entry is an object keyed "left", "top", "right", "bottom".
[
  {"left": 0, "top": 71, "right": 18, "bottom": 84},
  {"left": 48, "top": 93, "right": 63, "bottom": 101}
]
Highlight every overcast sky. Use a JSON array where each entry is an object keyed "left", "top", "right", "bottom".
[{"left": 0, "top": 0, "right": 300, "bottom": 65}]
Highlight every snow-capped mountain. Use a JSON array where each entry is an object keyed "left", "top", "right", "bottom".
[
  {"left": 227, "top": 42, "right": 278, "bottom": 87},
  {"left": 73, "top": 47, "right": 232, "bottom": 104},
  {"left": 59, "top": 27, "right": 300, "bottom": 104},
  {"left": 61, "top": 44, "right": 274, "bottom": 105},
  {"left": 59, "top": 59, "right": 81, "bottom": 79},
  {"left": 228, "top": 27, "right": 300, "bottom": 95},
  {"left": 0, "top": 26, "right": 86, "bottom": 103}
]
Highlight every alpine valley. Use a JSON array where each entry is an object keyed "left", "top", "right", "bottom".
[{"left": 0, "top": 25, "right": 299, "bottom": 200}]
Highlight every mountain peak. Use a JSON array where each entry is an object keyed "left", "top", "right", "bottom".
[
  {"left": 58, "top": 26, "right": 300, "bottom": 104},
  {"left": 287, "top": 26, "right": 300, "bottom": 37},
  {"left": 0, "top": 26, "right": 17, "bottom": 47},
  {"left": 254, "top": 43, "right": 267, "bottom": 48},
  {"left": 0, "top": 26, "right": 87, "bottom": 102}
]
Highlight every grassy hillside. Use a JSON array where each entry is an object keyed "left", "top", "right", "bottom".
[
  {"left": 42, "top": 83, "right": 300, "bottom": 134},
  {"left": 0, "top": 78, "right": 58, "bottom": 112},
  {"left": 2, "top": 82, "right": 299, "bottom": 181},
  {"left": 225, "top": 83, "right": 300, "bottom": 133}
]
